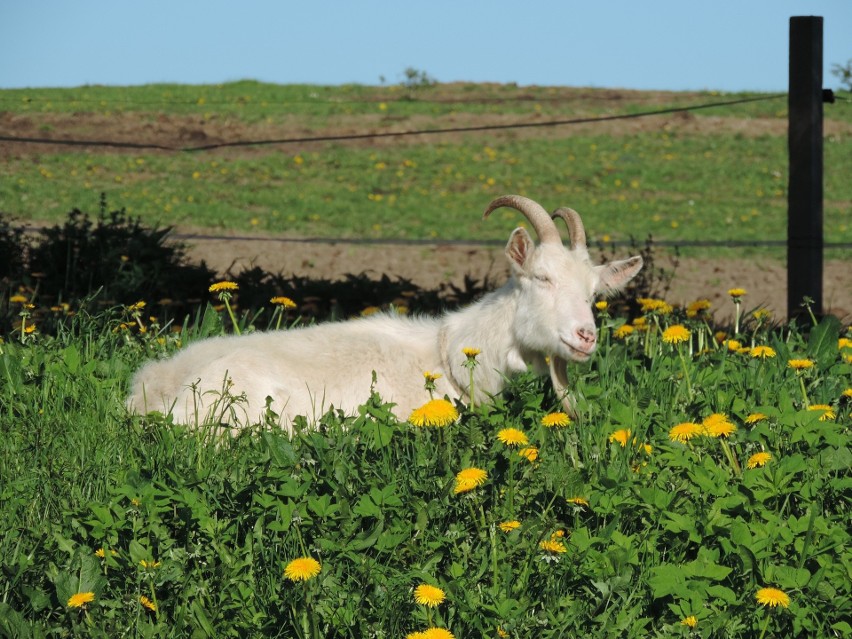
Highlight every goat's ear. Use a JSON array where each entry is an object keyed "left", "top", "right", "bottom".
[
  {"left": 595, "top": 255, "right": 643, "bottom": 295},
  {"left": 505, "top": 227, "right": 535, "bottom": 273}
]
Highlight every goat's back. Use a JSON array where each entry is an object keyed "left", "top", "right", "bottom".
[{"left": 127, "top": 313, "right": 449, "bottom": 428}]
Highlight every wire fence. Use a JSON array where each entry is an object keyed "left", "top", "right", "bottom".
[{"left": 0, "top": 94, "right": 785, "bottom": 153}]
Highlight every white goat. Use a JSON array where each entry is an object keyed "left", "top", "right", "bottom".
[{"left": 127, "top": 195, "right": 643, "bottom": 429}]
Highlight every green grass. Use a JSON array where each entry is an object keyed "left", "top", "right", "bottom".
[
  {"left": 0, "top": 81, "right": 792, "bottom": 120},
  {"left": 1, "top": 299, "right": 850, "bottom": 637},
  {"left": 1, "top": 82, "right": 850, "bottom": 244}
]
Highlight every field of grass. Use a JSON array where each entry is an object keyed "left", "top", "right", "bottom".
[
  {"left": 1, "top": 82, "right": 850, "bottom": 637},
  {"left": 1, "top": 288, "right": 850, "bottom": 637},
  {"left": 1, "top": 82, "right": 850, "bottom": 245}
]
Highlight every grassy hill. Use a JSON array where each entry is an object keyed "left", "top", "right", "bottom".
[{"left": 0, "top": 81, "right": 850, "bottom": 247}]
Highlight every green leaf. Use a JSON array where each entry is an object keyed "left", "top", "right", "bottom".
[
  {"left": 61, "top": 345, "right": 80, "bottom": 374},
  {"left": 647, "top": 564, "right": 687, "bottom": 599},
  {"left": 190, "top": 600, "right": 216, "bottom": 638},
  {"left": 774, "top": 565, "right": 811, "bottom": 589},
  {"left": 705, "top": 584, "right": 737, "bottom": 603},
  {"left": 262, "top": 432, "right": 298, "bottom": 466},
  {"left": 807, "top": 314, "right": 840, "bottom": 361}
]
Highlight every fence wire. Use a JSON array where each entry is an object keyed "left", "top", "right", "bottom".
[{"left": 0, "top": 94, "right": 785, "bottom": 153}]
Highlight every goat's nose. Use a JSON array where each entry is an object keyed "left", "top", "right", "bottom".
[{"left": 577, "top": 327, "right": 597, "bottom": 346}]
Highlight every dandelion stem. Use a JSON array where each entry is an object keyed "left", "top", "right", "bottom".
[
  {"left": 720, "top": 439, "right": 741, "bottom": 476},
  {"left": 758, "top": 613, "right": 771, "bottom": 639},
  {"left": 507, "top": 455, "right": 516, "bottom": 518},
  {"left": 490, "top": 522, "right": 499, "bottom": 591},
  {"left": 677, "top": 346, "right": 693, "bottom": 399},
  {"left": 224, "top": 299, "right": 241, "bottom": 335},
  {"left": 798, "top": 374, "right": 810, "bottom": 407},
  {"left": 734, "top": 300, "right": 742, "bottom": 335}
]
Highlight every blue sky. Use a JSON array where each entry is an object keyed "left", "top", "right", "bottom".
[{"left": 1, "top": 1, "right": 850, "bottom": 92}]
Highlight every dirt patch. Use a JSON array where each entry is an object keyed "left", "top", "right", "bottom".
[{"left": 177, "top": 231, "right": 851, "bottom": 324}]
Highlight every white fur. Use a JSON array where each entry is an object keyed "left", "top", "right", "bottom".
[{"left": 127, "top": 197, "right": 643, "bottom": 431}]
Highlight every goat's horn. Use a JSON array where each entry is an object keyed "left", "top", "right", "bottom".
[
  {"left": 483, "top": 195, "right": 561, "bottom": 244},
  {"left": 551, "top": 207, "right": 587, "bottom": 250}
]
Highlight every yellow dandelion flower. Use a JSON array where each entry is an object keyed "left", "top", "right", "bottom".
[
  {"left": 787, "top": 358, "right": 815, "bottom": 371},
  {"left": 662, "top": 324, "right": 691, "bottom": 345},
  {"left": 497, "top": 428, "right": 529, "bottom": 447},
  {"left": 208, "top": 281, "right": 238, "bottom": 293},
  {"left": 728, "top": 288, "right": 747, "bottom": 298},
  {"left": 686, "top": 299, "right": 711, "bottom": 318},
  {"left": 702, "top": 413, "right": 737, "bottom": 438},
  {"left": 139, "top": 595, "right": 157, "bottom": 612},
  {"left": 420, "top": 629, "right": 455, "bottom": 639},
  {"left": 750, "top": 345, "right": 776, "bottom": 359},
  {"left": 669, "top": 422, "right": 702, "bottom": 443},
  {"left": 498, "top": 520, "right": 521, "bottom": 533},
  {"left": 361, "top": 305, "right": 380, "bottom": 316},
  {"left": 632, "top": 316, "right": 648, "bottom": 330},
  {"left": 724, "top": 339, "right": 742, "bottom": 351},
  {"left": 637, "top": 297, "right": 659, "bottom": 313},
  {"left": 807, "top": 404, "right": 835, "bottom": 421},
  {"left": 454, "top": 467, "right": 487, "bottom": 494},
  {"left": 753, "top": 308, "right": 772, "bottom": 321},
  {"left": 839, "top": 337, "right": 852, "bottom": 350},
  {"left": 681, "top": 615, "right": 698, "bottom": 628},
  {"left": 139, "top": 559, "right": 161, "bottom": 569},
  {"left": 542, "top": 412, "right": 571, "bottom": 427},
  {"left": 608, "top": 428, "right": 631, "bottom": 447},
  {"left": 94, "top": 548, "right": 105, "bottom": 558},
  {"left": 270, "top": 296, "right": 296, "bottom": 308},
  {"left": 638, "top": 297, "right": 673, "bottom": 314},
  {"left": 539, "top": 539, "right": 567, "bottom": 553},
  {"left": 747, "top": 451, "right": 772, "bottom": 468},
  {"left": 842, "top": 388, "right": 852, "bottom": 399},
  {"left": 613, "top": 324, "right": 634, "bottom": 339},
  {"left": 284, "top": 556, "right": 321, "bottom": 582},
  {"left": 409, "top": 399, "right": 459, "bottom": 427},
  {"left": 595, "top": 300, "right": 608, "bottom": 311},
  {"left": 567, "top": 497, "right": 589, "bottom": 507},
  {"left": 423, "top": 371, "right": 442, "bottom": 382},
  {"left": 462, "top": 347, "right": 481, "bottom": 358},
  {"left": 414, "top": 583, "right": 445, "bottom": 607},
  {"left": 518, "top": 446, "right": 538, "bottom": 462},
  {"left": 127, "top": 300, "right": 146, "bottom": 312},
  {"left": 745, "top": 412, "right": 768, "bottom": 424},
  {"left": 497, "top": 628, "right": 510, "bottom": 639},
  {"left": 67, "top": 592, "right": 95, "bottom": 608},
  {"left": 755, "top": 587, "right": 790, "bottom": 608}
]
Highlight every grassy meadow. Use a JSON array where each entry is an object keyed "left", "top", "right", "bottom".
[
  {"left": 0, "top": 81, "right": 850, "bottom": 247},
  {"left": 1, "top": 82, "right": 851, "bottom": 637},
  {"left": 0, "top": 290, "right": 850, "bottom": 637}
]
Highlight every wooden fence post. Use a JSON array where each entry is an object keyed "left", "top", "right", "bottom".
[{"left": 787, "top": 16, "right": 824, "bottom": 321}]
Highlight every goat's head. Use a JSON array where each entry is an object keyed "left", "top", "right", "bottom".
[{"left": 484, "top": 194, "right": 643, "bottom": 399}]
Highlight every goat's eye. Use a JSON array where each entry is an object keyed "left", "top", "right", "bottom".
[{"left": 534, "top": 274, "right": 552, "bottom": 285}]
